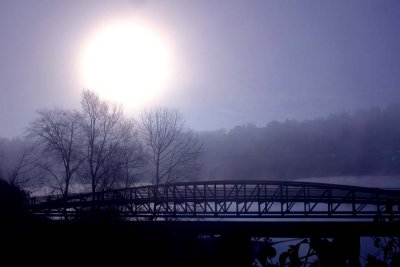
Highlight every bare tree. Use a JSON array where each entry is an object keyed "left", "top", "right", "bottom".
[
  {"left": 0, "top": 146, "right": 39, "bottom": 190},
  {"left": 28, "top": 109, "right": 83, "bottom": 199},
  {"left": 80, "top": 90, "right": 144, "bottom": 197},
  {"left": 100, "top": 127, "right": 145, "bottom": 190},
  {"left": 141, "top": 108, "right": 203, "bottom": 185}
]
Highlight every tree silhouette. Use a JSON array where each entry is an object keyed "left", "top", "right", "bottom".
[
  {"left": 80, "top": 90, "right": 144, "bottom": 196},
  {"left": 141, "top": 108, "right": 202, "bottom": 185},
  {"left": 28, "top": 109, "right": 83, "bottom": 200}
]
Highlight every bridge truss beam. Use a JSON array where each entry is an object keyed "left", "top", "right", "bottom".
[{"left": 29, "top": 180, "right": 400, "bottom": 221}]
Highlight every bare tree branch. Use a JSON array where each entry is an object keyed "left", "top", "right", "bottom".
[
  {"left": 141, "top": 108, "right": 203, "bottom": 185},
  {"left": 28, "top": 108, "right": 83, "bottom": 199},
  {"left": 0, "top": 139, "right": 41, "bottom": 191},
  {"left": 80, "top": 90, "right": 145, "bottom": 197}
]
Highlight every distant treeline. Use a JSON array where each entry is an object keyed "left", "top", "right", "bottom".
[{"left": 200, "top": 105, "right": 400, "bottom": 180}]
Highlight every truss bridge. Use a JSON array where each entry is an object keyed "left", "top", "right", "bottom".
[{"left": 29, "top": 180, "right": 400, "bottom": 221}]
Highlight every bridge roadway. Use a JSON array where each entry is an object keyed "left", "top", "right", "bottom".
[{"left": 29, "top": 180, "right": 400, "bottom": 221}]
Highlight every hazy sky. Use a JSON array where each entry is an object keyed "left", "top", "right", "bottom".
[{"left": 1, "top": 0, "right": 400, "bottom": 138}]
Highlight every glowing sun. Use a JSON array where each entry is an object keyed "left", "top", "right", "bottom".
[{"left": 80, "top": 20, "right": 172, "bottom": 107}]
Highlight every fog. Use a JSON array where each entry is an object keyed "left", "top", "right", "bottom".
[
  {"left": 2, "top": 104, "right": 400, "bottom": 191},
  {"left": 199, "top": 105, "right": 400, "bottom": 185}
]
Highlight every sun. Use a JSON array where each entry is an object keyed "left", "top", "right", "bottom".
[{"left": 80, "top": 20, "right": 172, "bottom": 108}]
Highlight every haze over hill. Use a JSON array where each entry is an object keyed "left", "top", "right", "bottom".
[
  {"left": 2, "top": 104, "right": 400, "bottom": 191},
  {"left": 199, "top": 104, "right": 400, "bottom": 184}
]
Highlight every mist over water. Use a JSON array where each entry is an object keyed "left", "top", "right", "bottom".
[{"left": 296, "top": 176, "right": 400, "bottom": 189}]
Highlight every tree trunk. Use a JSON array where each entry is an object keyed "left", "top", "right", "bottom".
[{"left": 63, "top": 177, "right": 70, "bottom": 220}]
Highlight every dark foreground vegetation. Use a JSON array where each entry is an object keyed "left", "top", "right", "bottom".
[
  {"left": 0, "top": 220, "right": 364, "bottom": 267},
  {"left": 3, "top": 214, "right": 400, "bottom": 266}
]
